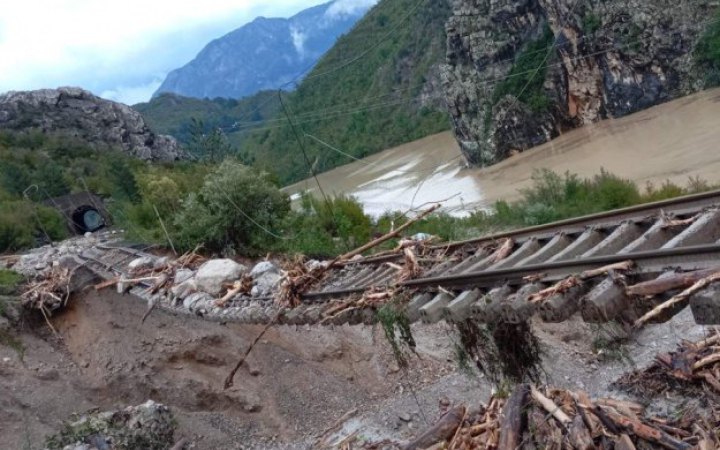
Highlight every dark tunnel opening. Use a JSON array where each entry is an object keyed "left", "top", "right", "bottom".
[{"left": 71, "top": 205, "right": 106, "bottom": 233}]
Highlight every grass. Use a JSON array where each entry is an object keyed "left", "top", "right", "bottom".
[
  {"left": 0, "top": 270, "right": 23, "bottom": 297},
  {"left": 0, "top": 269, "right": 22, "bottom": 288}
]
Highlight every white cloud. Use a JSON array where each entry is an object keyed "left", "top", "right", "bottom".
[
  {"left": 290, "top": 26, "right": 308, "bottom": 58},
  {"left": 0, "top": 0, "right": 325, "bottom": 102},
  {"left": 100, "top": 78, "right": 164, "bottom": 106},
  {"left": 325, "top": 0, "right": 378, "bottom": 19}
]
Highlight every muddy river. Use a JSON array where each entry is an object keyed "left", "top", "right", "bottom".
[{"left": 285, "top": 88, "right": 720, "bottom": 216}]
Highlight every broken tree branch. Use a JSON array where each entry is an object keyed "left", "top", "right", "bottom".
[
  {"left": 634, "top": 272, "right": 720, "bottom": 328},
  {"left": 223, "top": 309, "right": 284, "bottom": 390},
  {"left": 626, "top": 268, "right": 720, "bottom": 296},
  {"left": 580, "top": 261, "right": 634, "bottom": 280},
  {"left": 330, "top": 203, "right": 441, "bottom": 267},
  {"left": 530, "top": 385, "right": 571, "bottom": 427}
]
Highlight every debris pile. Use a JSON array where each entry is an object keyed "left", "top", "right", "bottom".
[
  {"left": 20, "top": 266, "right": 75, "bottom": 314},
  {"left": 615, "top": 331, "right": 720, "bottom": 399},
  {"left": 44, "top": 400, "right": 178, "bottom": 450},
  {"left": 352, "top": 383, "right": 719, "bottom": 450}
]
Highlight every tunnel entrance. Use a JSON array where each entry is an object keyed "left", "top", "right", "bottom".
[
  {"left": 43, "top": 192, "right": 111, "bottom": 235},
  {"left": 71, "top": 206, "right": 106, "bottom": 233}
]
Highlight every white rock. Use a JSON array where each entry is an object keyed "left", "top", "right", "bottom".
[
  {"left": 128, "top": 256, "right": 155, "bottom": 273},
  {"left": 252, "top": 271, "right": 282, "bottom": 296},
  {"left": 183, "top": 292, "right": 210, "bottom": 310},
  {"left": 56, "top": 255, "right": 81, "bottom": 270},
  {"left": 173, "top": 268, "right": 194, "bottom": 285},
  {"left": 171, "top": 279, "right": 197, "bottom": 300},
  {"left": 153, "top": 256, "right": 170, "bottom": 270},
  {"left": 250, "top": 261, "right": 279, "bottom": 278},
  {"left": 195, "top": 259, "right": 246, "bottom": 295}
]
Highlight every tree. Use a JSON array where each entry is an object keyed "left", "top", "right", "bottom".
[
  {"left": 173, "top": 160, "right": 290, "bottom": 255},
  {"left": 187, "top": 118, "right": 234, "bottom": 162}
]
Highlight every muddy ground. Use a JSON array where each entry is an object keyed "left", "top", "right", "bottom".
[{"left": 0, "top": 289, "right": 714, "bottom": 449}]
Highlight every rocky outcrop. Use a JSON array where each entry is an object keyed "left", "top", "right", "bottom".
[
  {"left": 442, "top": 0, "right": 718, "bottom": 165},
  {"left": 44, "top": 400, "right": 176, "bottom": 450},
  {"left": 0, "top": 87, "right": 185, "bottom": 162}
]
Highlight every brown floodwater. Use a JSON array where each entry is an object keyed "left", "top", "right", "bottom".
[{"left": 284, "top": 88, "right": 720, "bottom": 216}]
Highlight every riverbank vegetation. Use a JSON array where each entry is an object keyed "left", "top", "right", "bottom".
[{"left": 1, "top": 128, "right": 717, "bottom": 257}]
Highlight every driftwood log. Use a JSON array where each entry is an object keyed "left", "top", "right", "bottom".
[
  {"left": 498, "top": 384, "right": 530, "bottom": 450},
  {"left": 403, "top": 406, "right": 466, "bottom": 450}
]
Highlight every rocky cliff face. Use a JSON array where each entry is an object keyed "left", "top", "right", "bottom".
[
  {"left": 442, "top": 0, "right": 717, "bottom": 166},
  {"left": 0, "top": 87, "right": 185, "bottom": 162}
]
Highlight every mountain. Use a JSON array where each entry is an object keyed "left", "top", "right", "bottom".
[
  {"left": 0, "top": 87, "right": 184, "bottom": 162},
  {"left": 153, "top": 0, "right": 375, "bottom": 100},
  {"left": 442, "top": 0, "right": 720, "bottom": 166},
  {"left": 138, "top": 0, "right": 453, "bottom": 185}
]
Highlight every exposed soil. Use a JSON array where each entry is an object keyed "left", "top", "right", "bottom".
[{"left": 1, "top": 287, "right": 715, "bottom": 449}]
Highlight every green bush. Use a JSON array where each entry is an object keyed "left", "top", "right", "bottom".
[
  {"left": 0, "top": 201, "right": 67, "bottom": 252},
  {"left": 491, "top": 26, "right": 554, "bottom": 113},
  {"left": 173, "top": 160, "right": 291, "bottom": 256},
  {"left": 696, "top": 12, "right": 720, "bottom": 86},
  {"left": 280, "top": 212, "right": 338, "bottom": 258},
  {"left": 0, "top": 269, "right": 23, "bottom": 289}
]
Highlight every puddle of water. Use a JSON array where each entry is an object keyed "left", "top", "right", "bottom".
[{"left": 284, "top": 88, "right": 720, "bottom": 217}]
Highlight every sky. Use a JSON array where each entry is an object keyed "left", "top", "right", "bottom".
[{"left": 0, "top": 0, "right": 375, "bottom": 105}]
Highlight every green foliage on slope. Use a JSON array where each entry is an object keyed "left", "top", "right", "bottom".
[
  {"left": 134, "top": 91, "right": 280, "bottom": 144},
  {"left": 695, "top": 10, "right": 720, "bottom": 86}
]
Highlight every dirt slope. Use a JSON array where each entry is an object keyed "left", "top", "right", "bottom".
[{"left": 0, "top": 288, "right": 713, "bottom": 448}]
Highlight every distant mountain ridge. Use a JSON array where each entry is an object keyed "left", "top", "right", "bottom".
[{"left": 153, "top": 0, "right": 375, "bottom": 100}]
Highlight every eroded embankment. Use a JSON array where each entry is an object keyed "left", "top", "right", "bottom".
[{"left": 1, "top": 282, "right": 716, "bottom": 449}]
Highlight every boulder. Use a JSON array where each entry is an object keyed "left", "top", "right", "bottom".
[
  {"left": 195, "top": 259, "right": 247, "bottom": 295},
  {"left": 251, "top": 271, "right": 283, "bottom": 297},
  {"left": 250, "top": 261, "right": 279, "bottom": 278},
  {"left": 44, "top": 400, "right": 176, "bottom": 450},
  {"left": 0, "top": 87, "right": 185, "bottom": 162}
]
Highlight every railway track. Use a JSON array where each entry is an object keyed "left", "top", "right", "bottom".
[
  {"left": 68, "top": 190, "right": 720, "bottom": 327},
  {"left": 299, "top": 190, "right": 720, "bottom": 326}
]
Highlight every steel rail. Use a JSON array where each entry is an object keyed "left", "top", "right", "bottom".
[
  {"left": 304, "top": 243, "right": 720, "bottom": 300},
  {"left": 350, "top": 188, "right": 720, "bottom": 266}
]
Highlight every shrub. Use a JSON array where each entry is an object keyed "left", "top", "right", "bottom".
[
  {"left": 696, "top": 12, "right": 720, "bottom": 86},
  {"left": 0, "top": 201, "right": 67, "bottom": 252},
  {"left": 173, "top": 160, "right": 291, "bottom": 256},
  {"left": 302, "top": 194, "right": 372, "bottom": 249},
  {"left": 141, "top": 176, "right": 181, "bottom": 216}
]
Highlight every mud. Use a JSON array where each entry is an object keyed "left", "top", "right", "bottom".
[
  {"left": 285, "top": 88, "right": 720, "bottom": 216},
  {"left": 1, "top": 288, "right": 715, "bottom": 448}
]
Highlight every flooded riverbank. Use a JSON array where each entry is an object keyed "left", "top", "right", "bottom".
[{"left": 285, "top": 88, "right": 720, "bottom": 216}]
